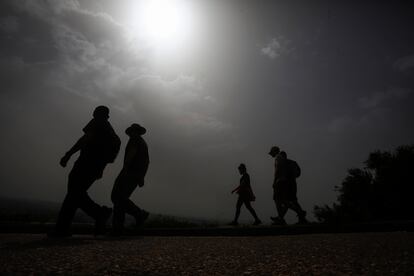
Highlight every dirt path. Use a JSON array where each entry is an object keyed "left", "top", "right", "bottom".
[{"left": 1, "top": 232, "right": 413, "bottom": 275}]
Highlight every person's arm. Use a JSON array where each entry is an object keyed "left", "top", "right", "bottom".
[
  {"left": 60, "top": 135, "right": 88, "bottom": 167},
  {"left": 140, "top": 146, "right": 150, "bottom": 177},
  {"left": 231, "top": 185, "right": 240, "bottom": 194},
  {"left": 136, "top": 141, "right": 149, "bottom": 187}
]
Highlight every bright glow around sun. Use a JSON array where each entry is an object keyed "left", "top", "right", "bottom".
[{"left": 127, "top": 0, "right": 194, "bottom": 48}]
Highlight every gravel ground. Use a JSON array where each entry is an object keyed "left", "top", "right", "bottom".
[{"left": 0, "top": 232, "right": 413, "bottom": 275}]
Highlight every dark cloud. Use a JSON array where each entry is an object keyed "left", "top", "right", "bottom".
[
  {"left": 358, "top": 87, "right": 412, "bottom": 110},
  {"left": 0, "top": 16, "right": 19, "bottom": 33},
  {"left": 394, "top": 54, "right": 414, "bottom": 73}
]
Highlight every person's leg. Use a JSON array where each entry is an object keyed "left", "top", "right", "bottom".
[
  {"left": 291, "top": 181, "right": 307, "bottom": 223},
  {"left": 273, "top": 185, "right": 288, "bottom": 219},
  {"left": 54, "top": 171, "right": 87, "bottom": 234},
  {"left": 273, "top": 185, "right": 288, "bottom": 217},
  {"left": 120, "top": 178, "right": 141, "bottom": 218},
  {"left": 111, "top": 175, "right": 127, "bottom": 233},
  {"left": 67, "top": 166, "right": 105, "bottom": 221},
  {"left": 75, "top": 173, "right": 112, "bottom": 234},
  {"left": 244, "top": 200, "right": 261, "bottom": 224},
  {"left": 270, "top": 201, "right": 287, "bottom": 224},
  {"left": 78, "top": 190, "right": 103, "bottom": 220},
  {"left": 54, "top": 191, "right": 78, "bottom": 235},
  {"left": 112, "top": 205, "right": 126, "bottom": 234},
  {"left": 276, "top": 201, "right": 288, "bottom": 218},
  {"left": 116, "top": 176, "right": 148, "bottom": 225},
  {"left": 232, "top": 197, "right": 243, "bottom": 224},
  {"left": 278, "top": 182, "right": 291, "bottom": 219},
  {"left": 123, "top": 199, "right": 142, "bottom": 215},
  {"left": 287, "top": 200, "right": 307, "bottom": 223},
  {"left": 271, "top": 187, "right": 288, "bottom": 225},
  {"left": 71, "top": 169, "right": 112, "bottom": 235}
]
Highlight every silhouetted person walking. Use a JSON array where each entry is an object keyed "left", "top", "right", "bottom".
[
  {"left": 50, "top": 106, "right": 121, "bottom": 237},
  {"left": 269, "top": 146, "right": 307, "bottom": 225},
  {"left": 111, "top": 123, "right": 149, "bottom": 235},
  {"left": 230, "top": 163, "right": 261, "bottom": 226}
]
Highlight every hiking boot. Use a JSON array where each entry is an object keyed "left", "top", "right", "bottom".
[
  {"left": 270, "top": 216, "right": 287, "bottom": 226},
  {"left": 95, "top": 206, "right": 112, "bottom": 236}
]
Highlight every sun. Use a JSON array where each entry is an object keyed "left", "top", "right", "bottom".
[{"left": 127, "top": 0, "right": 194, "bottom": 47}]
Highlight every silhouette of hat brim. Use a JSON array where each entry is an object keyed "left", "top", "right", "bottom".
[{"left": 126, "top": 124, "right": 146, "bottom": 136}]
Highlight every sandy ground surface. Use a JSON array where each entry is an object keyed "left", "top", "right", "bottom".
[{"left": 0, "top": 232, "right": 413, "bottom": 275}]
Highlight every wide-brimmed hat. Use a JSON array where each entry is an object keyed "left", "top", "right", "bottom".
[
  {"left": 126, "top": 123, "right": 146, "bottom": 136},
  {"left": 269, "top": 146, "right": 280, "bottom": 155}
]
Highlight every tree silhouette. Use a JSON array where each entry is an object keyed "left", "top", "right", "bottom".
[{"left": 314, "top": 144, "right": 414, "bottom": 223}]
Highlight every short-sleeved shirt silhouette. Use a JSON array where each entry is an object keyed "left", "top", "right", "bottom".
[{"left": 122, "top": 135, "right": 149, "bottom": 179}]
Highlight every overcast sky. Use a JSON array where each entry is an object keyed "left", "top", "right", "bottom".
[{"left": 1, "top": 0, "right": 413, "bottom": 222}]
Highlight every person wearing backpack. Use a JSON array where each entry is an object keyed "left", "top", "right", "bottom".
[
  {"left": 50, "top": 106, "right": 121, "bottom": 237},
  {"left": 283, "top": 151, "right": 307, "bottom": 224},
  {"left": 269, "top": 147, "right": 307, "bottom": 225}
]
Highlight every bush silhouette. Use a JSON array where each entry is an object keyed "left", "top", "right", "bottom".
[{"left": 314, "top": 144, "right": 414, "bottom": 223}]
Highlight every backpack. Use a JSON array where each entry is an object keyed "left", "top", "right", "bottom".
[{"left": 288, "top": 159, "right": 301, "bottom": 178}]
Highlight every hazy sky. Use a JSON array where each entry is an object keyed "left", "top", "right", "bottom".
[{"left": 1, "top": 0, "right": 413, "bottom": 222}]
